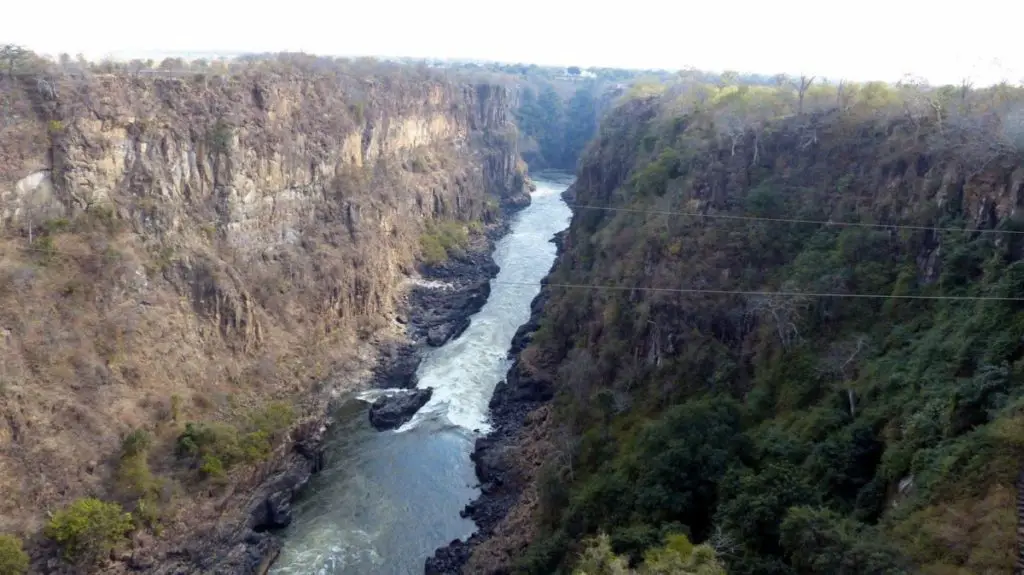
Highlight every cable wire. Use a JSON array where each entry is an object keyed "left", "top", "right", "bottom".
[
  {"left": 490, "top": 280, "right": 1024, "bottom": 302},
  {"left": 6, "top": 246, "right": 1020, "bottom": 301},
  {"left": 567, "top": 203, "right": 1024, "bottom": 235}
]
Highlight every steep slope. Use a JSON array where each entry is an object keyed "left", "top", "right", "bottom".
[
  {"left": 476, "top": 87, "right": 1024, "bottom": 574},
  {"left": 0, "top": 63, "right": 528, "bottom": 572}
]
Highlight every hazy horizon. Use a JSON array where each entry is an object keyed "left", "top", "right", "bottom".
[{"left": 4, "top": 0, "right": 1023, "bottom": 86}]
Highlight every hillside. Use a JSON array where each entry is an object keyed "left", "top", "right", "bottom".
[
  {"left": 470, "top": 80, "right": 1024, "bottom": 574},
  {"left": 0, "top": 53, "right": 528, "bottom": 572}
]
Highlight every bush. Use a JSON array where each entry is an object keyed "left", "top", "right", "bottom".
[
  {"left": 0, "top": 534, "right": 28, "bottom": 575},
  {"left": 419, "top": 221, "right": 470, "bottom": 264},
  {"left": 44, "top": 498, "right": 133, "bottom": 564},
  {"left": 176, "top": 402, "right": 296, "bottom": 479},
  {"left": 199, "top": 453, "right": 226, "bottom": 480},
  {"left": 120, "top": 429, "right": 151, "bottom": 458},
  {"left": 207, "top": 119, "right": 233, "bottom": 154},
  {"left": 420, "top": 234, "right": 448, "bottom": 264},
  {"left": 116, "top": 452, "right": 158, "bottom": 498}
]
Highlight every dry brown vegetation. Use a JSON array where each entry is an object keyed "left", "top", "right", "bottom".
[{"left": 0, "top": 48, "right": 526, "bottom": 570}]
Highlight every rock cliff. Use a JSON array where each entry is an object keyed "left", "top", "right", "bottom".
[{"left": 0, "top": 65, "right": 528, "bottom": 572}]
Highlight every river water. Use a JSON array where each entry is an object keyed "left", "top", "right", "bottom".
[{"left": 271, "top": 175, "right": 572, "bottom": 575}]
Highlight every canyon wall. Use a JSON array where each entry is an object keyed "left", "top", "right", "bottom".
[
  {"left": 0, "top": 66, "right": 528, "bottom": 571},
  {"left": 467, "top": 95, "right": 1024, "bottom": 574}
]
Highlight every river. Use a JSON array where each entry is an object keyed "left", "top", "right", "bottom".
[{"left": 270, "top": 175, "right": 573, "bottom": 575}]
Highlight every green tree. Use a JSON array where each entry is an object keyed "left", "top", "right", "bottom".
[
  {"left": 568, "top": 66, "right": 582, "bottom": 76},
  {"left": 0, "top": 535, "right": 29, "bottom": 575},
  {"left": 643, "top": 533, "right": 726, "bottom": 575},
  {"left": 573, "top": 532, "right": 726, "bottom": 575},
  {"left": 45, "top": 498, "right": 133, "bottom": 564},
  {"left": 715, "top": 463, "right": 816, "bottom": 556},
  {"left": 780, "top": 506, "right": 907, "bottom": 574},
  {"left": 564, "top": 87, "right": 598, "bottom": 168},
  {"left": 536, "top": 84, "right": 565, "bottom": 163},
  {"left": 574, "top": 533, "right": 631, "bottom": 575},
  {"left": 623, "top": 397, "right": 746, "bottom": 538}
]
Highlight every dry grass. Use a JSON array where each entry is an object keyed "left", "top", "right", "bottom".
[{"left": 0, "top": 222, "right": 384, "bottom": 538}]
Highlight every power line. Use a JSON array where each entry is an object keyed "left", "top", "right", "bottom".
[
  {"left": 490, "top": 280, "right": 1024, "bottom": 302},
  {"left": 567, "top": 203, "right": 1024, "bottom": 236},
  {"left": 7, "top": 246, "right": 1021, "bottom": 301}
]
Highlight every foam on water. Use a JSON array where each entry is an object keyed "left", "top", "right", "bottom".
[
  {"left": 271, "top": 177, "right": 572, "bottom": 575},
  {"left": 399, "top": 180, "right": 571, "bottom": 433}
]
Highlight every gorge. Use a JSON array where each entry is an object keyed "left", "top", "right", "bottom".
[
  {"left": 270, "top": 175, "right": 571, "bottom": 574},
  {"left": 3, "top": 45, "right": 1024, "bottom": 575},
  {"left": 0, "top": 55, "right": 543, "bottom": 573}
]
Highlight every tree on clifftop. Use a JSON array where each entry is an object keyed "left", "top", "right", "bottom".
[{"left": 0, "top": 45, "right": 28, "bottom": 78}]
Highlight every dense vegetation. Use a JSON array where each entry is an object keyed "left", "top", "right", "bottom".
[
  {"left": 574, "top": 532, "right": 726, "bottom": 574},
  {"left": 44, "top": 498, "right": 133, "bottom": 564},
  {"left": 516, "top": 75, "right": 1024, "bottom": 574},
  {"left": 515, "top": 82, "right": 601, "bottom": 171},
  {"left": 0, "top": 534, "right": 28, "bottom": 575}
]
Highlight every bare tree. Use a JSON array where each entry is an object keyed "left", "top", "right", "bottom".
[
  {"left": 718, "top": 111, "right": 748, "bottom": 157},
  {"left": 935, "top": 112, "right": 1020, "bottom": 177},
  {"left": 127, "top": 59, "right": 149, "bottom": 78},
  {"left": 746, "top": 290, "right": 810, "bottom": 350},
  {"left": 959, "top": 77, "right": 974, "bottom": 112},
  {"left": 795, "top": 75, "right": 816, "bottom": 115},
  {"left": 551, "top": 429, "right": 580, "bottom": 481},
  {"left": 709, "top": 525, "right": 740, "bottom": 558},
  {"left": 816, "top": 335, "right": 868, "bottom": 416},
  {"left": 718, "top": 70, "right": 740, "bottom": 88},
  {"left": 836, "top": 79, "right": 851, "bottom": 112}
]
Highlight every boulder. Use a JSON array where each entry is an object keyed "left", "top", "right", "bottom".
[
  {"left": 427, "top": 324, "right": 455, "bottom": 347},
  {"left": 368, "top": 388, "right": 433, "bottom": 430}
]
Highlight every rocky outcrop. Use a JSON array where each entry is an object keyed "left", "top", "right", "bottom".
[
  {"left": 368, "top": 388, "right": 434, "bottom": 430},
  {"left": 0, "top": 65, "right": 529, "bottom": 574}
]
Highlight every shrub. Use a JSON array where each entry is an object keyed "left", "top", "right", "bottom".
[
  {"left": 420, "top": 234, "right": 448, "bottom": 264},
  {"left": 419, "top": 221, "right": 470, "bottom": 264},
  {"left": 349, "top": 101, "right": 365, "bottom": 124},
  {"left": 176, "top": 402, "right": 296, "bottom": 479},
  {"left": 44, "top": 498, "right": 132, "bottom": 564},
  {"left": 207, "top": 119, "right": 233, "bottom": 154},
  {"left": 32, "top": 235, "right": 56, "bottom": 263},
  {"left": 249, "top": 401, "right": 295, "bottom": 437},
  {"left": 43, "top": 218, "right": 70, "bottom": 234},
  {"left": 199, "top": 454, "right": 226, "bottom": 480},
  {"left": 0, "top": 534, "right": 28, "bottom": 575},
  {"left": 170, "top": 394, "right": 182, "bottom": 422},
  {"left": 116, "top": 452, "right": 158, "bottom": 498},
  {"left": 120, "top": 429, "right": 151, "bottom": 458}
]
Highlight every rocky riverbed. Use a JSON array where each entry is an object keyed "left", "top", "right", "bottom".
[
  {"left": 264, "top": 175, "right": 570, "bottom": 575},
  {"left": 146, "top": 220, "right": 516, "bottom": 575},
  {"left": 425, "top": 230, "right": 566, "bottom": 574}
]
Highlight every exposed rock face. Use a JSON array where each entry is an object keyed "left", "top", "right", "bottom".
[
  {"left": 0, "top": 68, "right": 529, "bottom": 573},
  {"left": 368, "top": 388, "right": 434, "bottom": 431}
]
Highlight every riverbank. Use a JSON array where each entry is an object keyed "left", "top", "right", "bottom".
[
  {"left": 425, "top": 226, "right": 570, "bottom": 574},
  {"left": 141, "top": 197, "right": 530, "bottom": 574}
]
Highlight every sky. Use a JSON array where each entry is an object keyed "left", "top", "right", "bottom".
[{"left": 3, "top": 0, "right": 1022, "bottom": 86}]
